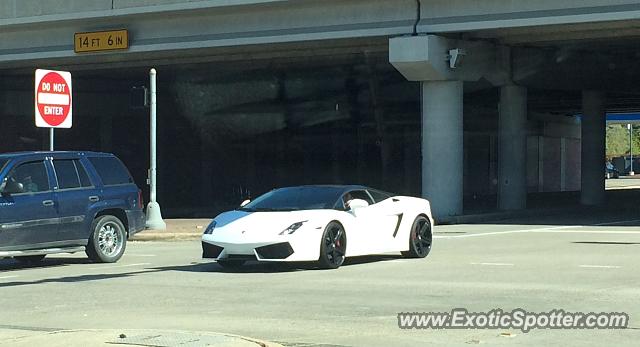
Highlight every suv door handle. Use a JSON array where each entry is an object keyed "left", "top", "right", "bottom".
[
  {"left": 42, "top": 200, "right": 54, "bottom": 207},
  {"left": 89, "top": 196, "right": 100, "bottom": 202}
]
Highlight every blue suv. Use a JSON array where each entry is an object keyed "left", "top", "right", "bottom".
[{"left": 0, "top": 151, "right": 145, "bottom": 264}]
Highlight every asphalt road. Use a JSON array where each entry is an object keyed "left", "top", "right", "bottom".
[{"left": 1, "top": 212, "right": 639, "bottom": 346}]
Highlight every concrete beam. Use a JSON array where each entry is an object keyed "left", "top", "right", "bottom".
[
  {"left": 0, "top": 0, "right": 417, "bottom": 68},
  {"left": 389, "top": 35, "right": 495, "bottom": 82}
]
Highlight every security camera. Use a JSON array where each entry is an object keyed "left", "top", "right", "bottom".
[{"left": 448, "top": 48, "right": 467, "bottom": 69}]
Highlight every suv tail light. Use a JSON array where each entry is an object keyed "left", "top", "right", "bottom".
[{"left": 138, "top": 189, "right": 144, "bottom": 209}]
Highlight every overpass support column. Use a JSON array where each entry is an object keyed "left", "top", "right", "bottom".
[
  {"left": 498, "top": 85, "right": 527, "bottom": 210},
  {"left": 422, "top": 80, "right": 464, "bottom": 218},
  {"left": 581, "top": 91, "right": 606, "bottom": 205},
  {"left": 390, "top": 34, "right": 491, "bottom": 220}
]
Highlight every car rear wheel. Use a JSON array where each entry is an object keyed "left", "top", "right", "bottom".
[
  {"left": 402, "top": 216, "right": 432, "bottom": 258},
  {"left": 318, "top": 221, "right": 347, "bottom": 269},
  {"left": 86, "top": 215, "right": 127, "bottom": 263},
  {"left": 14, "top": 255, "right": 46, "bottom": 264}
]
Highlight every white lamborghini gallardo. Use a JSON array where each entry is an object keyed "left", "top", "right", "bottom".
[{"left": 201, "top": 185, "right": 434, "bottom": 269}]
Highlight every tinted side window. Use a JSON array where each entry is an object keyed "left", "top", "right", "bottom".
[
  {"left": 8, "top": 161, "right": 49, "bottom": 193},
  {"left": 88, "top": 156, "right": 133, "bottom": 186},
  {"left": 53, "top": 160, "right": 80, "bottom": 189},
  {"left": 342, "top": 190, "right": 374, "bottom": 208},
  {"left": 369, "top": 189, "right": 392, "bottom": 203},
  {"left": 75, "top": 160, "right": 92, "bottom": 187}
]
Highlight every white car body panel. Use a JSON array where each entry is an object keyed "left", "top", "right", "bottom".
[{"left": 202, "top": 194, "right": 433, "bottom": 263}]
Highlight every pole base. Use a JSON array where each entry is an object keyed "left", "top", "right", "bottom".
[
  {"left": 145, "top": 202, "right": 166, "bottom": 230},
  {"left": 630, "top": 171, "right": 635, "bottom": 176}
]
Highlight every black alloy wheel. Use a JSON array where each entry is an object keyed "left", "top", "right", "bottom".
[
  {"left": 402, "top": 216, "right": 432, "bottom": 258},
  {"left": 318, "top": 221, "right": 347, "bottom": 269}
]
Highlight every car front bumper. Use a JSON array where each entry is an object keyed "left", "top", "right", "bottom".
[{"left": 202, "top": 230, "right": 323, "bottom": 262}]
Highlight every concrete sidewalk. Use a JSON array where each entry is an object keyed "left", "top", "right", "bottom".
[{"left": 130, "top": 219, "right": 210, "bottom": 241}]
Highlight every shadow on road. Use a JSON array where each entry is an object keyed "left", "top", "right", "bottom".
[
  {"left": 154, "top": 254, "right": 404, "bottom": 274},
  {"left": 0, "top": 254, "right": 406, "bottom": 288},
  {"left": 460, "top": 189, "right": 640, "bottom": 227},
  {"left": 0, "top": 257, "right": 91, "bottom": 272}
]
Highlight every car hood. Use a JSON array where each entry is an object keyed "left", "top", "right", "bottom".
[{"left": 211, "top": 209, "right": 330, "bottom": 238}]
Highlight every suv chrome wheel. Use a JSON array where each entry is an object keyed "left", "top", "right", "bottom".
[{"left": 86, "top": 215, "right": 127, "bottom": 263}]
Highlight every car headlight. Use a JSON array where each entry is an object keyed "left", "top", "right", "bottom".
[
  {"left": 203, "top": 221, "right": 217, "bottom": 235},
  {"left": 279, "top": 220, "right": 308, "bottom": 235}
]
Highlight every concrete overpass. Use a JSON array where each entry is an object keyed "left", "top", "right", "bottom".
[{"left": 3, "top": 0, "right": 640, "bottom": 219}]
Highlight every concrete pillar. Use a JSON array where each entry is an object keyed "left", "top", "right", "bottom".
[
  {"left": 422, "top": 80, "right": 463, "bottom": 218},
  {"left": 581, "top": 91, "right": 606, "bottom": 205},
  {"left": 498, "top": 85, "right": 527, "bottom": 210}
]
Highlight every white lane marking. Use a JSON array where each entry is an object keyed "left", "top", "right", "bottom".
[
  {"left": 88, "top": 263, "right": 151, "bottom": 270},
  {"left": 594, "top": 219, "right": 640, "bottom": 226},
  {"left": 436, "top": 225, "right": 576, "bottom": 239},
  {"left": 470, "top": 262, "right": 514, "bottom": 266},
  {"left": 535, "top": 230, "right": 640, "bottom": 234},
  {"left": 579, "top": 265, "right": 622, "bottom": 269},
  {"left": 0, "top": 275, "right": 19, "bottom": 280},
  {"left": 437, "top": 220, "right": 640, "bottom": 239}
]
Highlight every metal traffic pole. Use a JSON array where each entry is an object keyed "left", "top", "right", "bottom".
[
  {"left": 145, "top": 68, "right": 166, "bottom": 230},
  {"left": 49, "top": 128, "right": 54, "bottom": 151},
  {"left": 629, "top": 124, "right": 635, "bottom": 176}
]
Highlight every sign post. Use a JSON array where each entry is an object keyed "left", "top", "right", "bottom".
[{"left": 35, "top": 69, "right": 72, "bottom": 150}]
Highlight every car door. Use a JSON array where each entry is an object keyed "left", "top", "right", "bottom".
[
  {"left": 343, "top": 190, "right": 398, "bottom": 254},
  {"left": 52, "top": 158, "right": 99, "bottom": 244},
  {"left": 0, "top": 160, "right": 58, "bottom": 251},
  {"left": 366, "top": 189, "right": 407, "bottom": 251}
]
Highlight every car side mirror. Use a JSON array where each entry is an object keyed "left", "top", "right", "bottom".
[
  {"left": 240, "top": 199, "right": 251, "bottom": 207},
  {"left": 348, "top": 199, "right": 369, "bottom": 210},
  {"left": 0, "top": 178, "right": 24, "bottom": 195}
]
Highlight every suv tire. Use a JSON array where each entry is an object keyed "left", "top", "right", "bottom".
[{"left": 86, "top": 215, "right": 127, "bottom": 263}]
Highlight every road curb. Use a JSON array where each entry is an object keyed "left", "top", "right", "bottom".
[
  {"left": 130, "top": 231, "right": 202, "bottom": 241},
  {"left": 0, "top": 329, "right": 284, "bottom": 347}
]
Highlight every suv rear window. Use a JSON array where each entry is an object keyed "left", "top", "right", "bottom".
[
  {"left": 88, "top": 156, "right": 133, "bottom": 186},
  {"left": 53, "top": 159, "right": 92, "bottom": 189}
]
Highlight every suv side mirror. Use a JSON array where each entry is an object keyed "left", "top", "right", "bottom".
[
  {"left": 0, "top": 177, "right": 24, "bottom": 195},
  {"left": 348, "top": 198, "right": 369, "bottom": 210}
]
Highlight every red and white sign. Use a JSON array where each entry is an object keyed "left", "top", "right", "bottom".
[{"left": 35, "top": 69, "right": 72, "bottom": 128}]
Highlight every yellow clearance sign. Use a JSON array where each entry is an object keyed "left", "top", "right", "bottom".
[{"left": 74, "top": 29, "right": 129, "bottom": 53}]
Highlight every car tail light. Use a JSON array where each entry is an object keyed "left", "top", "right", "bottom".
[{"left": 138, "top": 189, "right": 144, "bottom": 209}]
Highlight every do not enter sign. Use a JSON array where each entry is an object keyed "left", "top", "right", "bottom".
[{"left": 35, "top": 69, "right": 72, "bottom": 128}]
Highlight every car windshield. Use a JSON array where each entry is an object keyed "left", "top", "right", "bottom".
[
  {"left": 0, "top": 159, "right": 8, "bottom": 172},
  {"left": 240, "top": 186, "right": 344, "bottom": 211}
]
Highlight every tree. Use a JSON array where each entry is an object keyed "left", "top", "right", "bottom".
[{"left": 606, "top": 124, "right": 640, "bottom": 158}]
